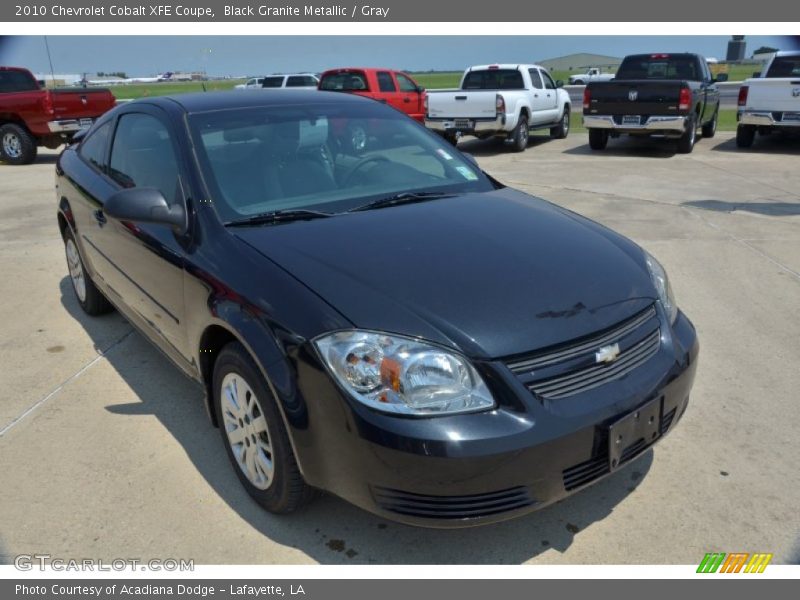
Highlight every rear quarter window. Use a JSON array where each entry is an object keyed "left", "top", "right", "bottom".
[{"left": 261, "top": 77, "right": 284, "bottom": 88}]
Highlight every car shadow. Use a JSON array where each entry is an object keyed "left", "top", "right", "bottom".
[
  {"left": 683, "top": 199, "right": 800, "bottom": 217},
  {"left": 710, "top": 135, "right": 800, "bottom": 155},
  {"left": 456, "top": 134, "right": 555, "bottom": 157},
  {"left": 59, "top": 276, "right": 651, "bottom": 564},
  {"left": 563, "top": 136, "right": 680, "bottom": 158}
]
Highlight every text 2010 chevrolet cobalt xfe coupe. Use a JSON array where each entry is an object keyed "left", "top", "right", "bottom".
[{"left": 56, "top": 91, "right": 698, "bottom": 527}]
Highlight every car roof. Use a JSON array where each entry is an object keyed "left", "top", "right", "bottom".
[
  {"left": 130, "top": 89, "right": 370, "bottom": 114},
  {"left": 466, "top": 64, "right": 544, "bottom": 71},
  {"left": 775, "top": 50, "right": 800, "bottom": 57}
]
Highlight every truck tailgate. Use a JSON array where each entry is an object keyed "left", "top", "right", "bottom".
[
  {"left": 50, "top": 87, "right": 116, "bottom": 120},
  {"left": 426, "top": 91, "right": 497, "bottom": 119},
  {"left": 746, "top": 79, "right": 800, "bottom": 112},
  {"left": 586, "top": 80, "right": 685, "bottom": 115}
]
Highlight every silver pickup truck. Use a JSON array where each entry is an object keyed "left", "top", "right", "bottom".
[
  {"left": 736, "top": 51, "right": 800, "bottom": 148},
  {"left": 424, "top": 64, "right": 572, "bottom": 152}
]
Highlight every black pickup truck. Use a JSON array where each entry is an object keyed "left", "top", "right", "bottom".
[{"left": 583, "top": 53, "right": 726, "bottom": 153}]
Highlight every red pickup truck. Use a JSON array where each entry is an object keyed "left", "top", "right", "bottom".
[
  {"left": 318, "top": 68, "right": 426, "bottom": 123},
  {"left": 0, "top": 66, "right": 116, "bottom": 165}
]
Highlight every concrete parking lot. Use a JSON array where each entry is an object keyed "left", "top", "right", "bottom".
[{"left": 1, "top": 131, "right": 798, "bottom": 565}]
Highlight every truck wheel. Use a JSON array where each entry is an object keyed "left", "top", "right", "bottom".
[
  {"left": 677, "top": 116, "right": 697, "bottom": 154},
  {"left": 550, "top": 107, "right": 570, "bottom": 139},
  {"left": 573, "top": 79, "right": 584, "bottom": 85},
  {"left": 0, "top": 123, "right": 38, "bottom": 165},
  {"left": 736, "top": 125, "right": 756, "bottom": 148},
  {"left": 511, "top": 115, "right": 528, "bottom": 152},
  {"left": 701, "top": 109, "right": 718, "bottom": 138},
  {"left": 588, "top": 128, "right": 608, "bottom": 150}
]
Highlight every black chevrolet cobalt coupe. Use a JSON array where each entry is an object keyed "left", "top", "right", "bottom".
[{"left": 56, "top": 90, "right": 698, "bottom": 527}]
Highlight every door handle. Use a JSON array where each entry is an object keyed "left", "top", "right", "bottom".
[
  {"left": 534, "top": 94, "right": 539, "bottom": 97},
  {"left": 403, "top": 97, "right": 411, "bottom": 103},
  {"left": 93, "top": 209, "right": 106, "bottom": 226}
]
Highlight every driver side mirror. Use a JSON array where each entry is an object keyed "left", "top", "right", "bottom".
[
  {"left": 416, "top": 85, "right": 425, "bottom": 93},
  {"left": 714, "top": 73, "right": 729, "bottom": 83},
  {"left": 555, "top": 80, "right": 564, "bottom": 88},
  {"left": 104, "top": 187, "right": 186, "bottom": 232}
]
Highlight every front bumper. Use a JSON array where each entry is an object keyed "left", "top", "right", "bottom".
[
  {"left": 738, "top": 110, "right": 800, "bottom": 128},
  {"left": 583, "top": 114, "right": 688, "bottom": 133},
  {"left": 288, "top": 308, "right": 699, "bottom": 528},
  {"left": 47, "top": 119, "right": 94, "bottom": 134},
  {"left": 425, "top": 114, "right": 509, "bottom": 136}
]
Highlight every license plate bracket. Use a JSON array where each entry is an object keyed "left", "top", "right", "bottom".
[
  {"left": 622, "top": 115, "right": 642, "bottom": 125},
  {"left": 453, "top": 119, "right": 473, "bottom": 129},
  {"left": 608, "top": 398, "right": 661, "bottom": 470},
  {"left": 79, "top": 118, "right": 93, "bottom": 128}
]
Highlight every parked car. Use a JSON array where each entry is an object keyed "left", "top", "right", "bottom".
[
  {"left": 0, "top": 66, "right": 116, "bottom": 165},
  {"left": 234, "top": 77, "right": 264, "bottom": 90},
  {"left": 583, "top": 53, "right": 726, "bottom": 153},
  {"left": 57, "top": 90, "right": 698, "bottom": 528},
  {"left": 260, "top": 73, "right": 319, "bottom": 89},
  {"left": 318, "top": 68, "right": 425, "bottom": 123},
  {"left": 568, "top": 68, "right": 616, "bottom": 85},
  {"left": 736, "top": 51, "right": 800, "bottom": 148},
  {"left": 424, "top": 64, "right": 572, "bottom": 151}
]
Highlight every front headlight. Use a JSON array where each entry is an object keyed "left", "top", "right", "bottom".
[
  {"left": 644, "top": 251, "right": 678, "bottom": 323},
  {"left": 314, "top": 330, "right": 495, "bottom": 416}
]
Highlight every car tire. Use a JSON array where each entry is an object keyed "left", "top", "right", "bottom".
[
  {"left": 573, "top": 79, "right": 584, "bottom": 85},
  {"left": 736, "top": 125, "right": 756, "bottom": 148},
  {"left": 511, "top": 114, "right": 529, "bottom": 152},
  {"left": 550, "top": 107, "right": 570, "bottom": 139},
  {"left": 0, "top": 123, "right": 38, "bottom": 165},
  {"left": 588, "top": 128, "right": 608, "bottom": 150},
  {"left": 677, "top": 115, "right": 697, "bottom": 154},
  {"left": 213, "top": 342, "right": 314, "bottom": 514},
  {"left": 701, "top": 109, "right": 718, "bottom": 138},
  {"left": 63, "top": 228, "right": 113, "bottom": 316},
  {"left": 443, "top": 132, "right": 458, "bottom": 146}
]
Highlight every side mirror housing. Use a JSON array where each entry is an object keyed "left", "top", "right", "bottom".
[
  {"left": 416, "top": 85, "right": 425, "bottom": 93},
  {"left": 752, "top": 71, "right": 762, "bottom": 78},
  {"left": 105, "top": 187, "right": 186, "bottom": 232},
  {"left": 714, "top": 73, "right": 729, "bottom": 83},
  {"left": 555, "top": 80, "right": 564, "bottom": 88}
]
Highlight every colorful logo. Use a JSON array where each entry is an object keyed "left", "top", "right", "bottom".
[{"left": 697, "top": 552, "right": 773, "bottom": 573}]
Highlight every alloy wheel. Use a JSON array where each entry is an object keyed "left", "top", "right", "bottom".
[
  {"left": 2, "top": 132, "right": 22, "bottom": 159},
  {"left": 65, "top": 238, "right": 87, "bottom": 303}
]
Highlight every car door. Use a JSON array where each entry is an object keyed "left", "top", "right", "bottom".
[
  {"left": 375, "top": 70, "right": 401, "bottom": 111},
  {"left": 100, "top": 107, "right": 191, "bottom": 365},
  {"left": 527, "top": 68, "right": 551, "bottom": 125},
  {"left": 539, "top": 70, "right": 561, "bottom": 123},
  {"left": 394, "top": 72, "right": 425, "bottom": 120},
  {"left": 699, "top": 59, "right": 720, "bottom": 123}
]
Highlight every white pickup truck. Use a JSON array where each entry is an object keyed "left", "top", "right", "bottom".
[
  {"left": 424, "top": 64, "right": 572, "bottom": 152},
  {"left": 736, "top": 51, "right": 800, "bottom": 148},
  {"left": 568, "top": 68, "right": 615, "bottom": 85}
]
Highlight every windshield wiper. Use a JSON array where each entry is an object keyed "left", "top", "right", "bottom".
[
  {"left": 224, "top": 209, "right": 334, "bottom": 227},
  {"left": 348, "top": 191, "right": 455, "bottom": 212}
]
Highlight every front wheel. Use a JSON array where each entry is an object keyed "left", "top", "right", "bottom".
[
  {"left": 701, "top": 109, "right": 718, "bottom": 138},
  {"left": 736, "top": 125, "right": 756, "bottom": 148},
  {"left": 213, "top": 342, "right": 314, "bottom": 514},
  {"left": 511, "top": 115, "right": 529, "bottom": 152},
  {"left": 0, "top": 123, "right": 37, "bottom": 165},
  {"left": 550, "top": 107, "right": 570, "bottom": 139},
  {"left": 677, "top": 115, "right": 697, "bottom": 154},
  {"left": 588, "top": 128, "right": 608, "bottom": 150}
]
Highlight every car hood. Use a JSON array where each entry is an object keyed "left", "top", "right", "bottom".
[{"left": 233, "top": 189, "right": 657, "bottom": 359}]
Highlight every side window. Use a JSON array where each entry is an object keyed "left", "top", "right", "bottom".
[
  {"left": 396, "top": 73, "right": 418, "bottom": 92},
  {"left": 286, "top": 76, "right": 309, "bottom": 87},
  {"left": 109, "top": 113, "right": 180, "bottom": 205},
  {"left": 542, "top": 71, "right": 556, "bottom": 90},
  {"left": 79, "top": 121, "right": 112, "bottom": 173},
  {"left": 377, "top": 71, "right": 396, "bottom": 92},
  {"left": 528, "top": 69, "right": 543, "bottom": 89}
]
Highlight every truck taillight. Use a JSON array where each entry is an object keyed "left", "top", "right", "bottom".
[
  {"left": 496, "top": 94, "right": 505, "bottom": 114},
  {"left": 738, "top": 85, "right": 749, "bottom": 107},
  {"left": 583, "top": 87, "right": 591, "bottom": 110},
  {"left": 678, "top": 87, "right": 691, "bottom": 112},
  {"left": 41, "top": 90, "right": 54, "bottom": 116},
  {"left": 424, "top": 94, "right": 428, "bottom": 113}
]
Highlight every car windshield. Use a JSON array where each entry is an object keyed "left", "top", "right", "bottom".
[
  {"left": 462, "top": 69, "right": 524, "bottom": 90},
  {"left": 188, "top": 102, "right": 495, "bottom": 222},
  {"left": 765, "top": 55, "right": 800, "bottom": 78},
  {"left": 616, "top": 55, "right": 699, "bottom": 80}
]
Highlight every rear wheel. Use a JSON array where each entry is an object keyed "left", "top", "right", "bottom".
[
  {"left": 550, "top": 107, "right": 570, "bottom": 139},
  {"left": 511, "top": 114, "right": 529, "bottom": 152},
  {"left": 701, "top": 109, "right": 718, "bottom": 138},
  {"left": 63, "top": 228, "right": 113, "bottom": 316},
  {"left": 677, "top": 115, "right": 697, "bottom": 154},
  {"left": 213, "top": 342, "right": 314, "bottom": 514},
  {"left": 0, "top": 123, "right": 37, "bottom": 165},
  {"left": 736, "top": 125, "right": 756, "bottom": 148},
  {"left": 588, "top": 128, "right": 608, "bottom": 150}
]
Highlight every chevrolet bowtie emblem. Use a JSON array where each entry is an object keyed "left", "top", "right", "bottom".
[{"left": 595, "top": 343, "right": 621, "bottom": 364}]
